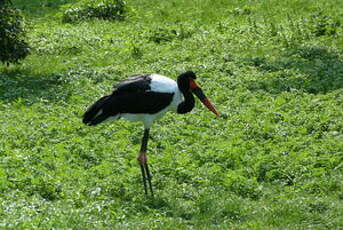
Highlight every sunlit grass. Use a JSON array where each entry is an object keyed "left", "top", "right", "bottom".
[{"left": 0, "top": 0, "right": 342, "bottom": 229}]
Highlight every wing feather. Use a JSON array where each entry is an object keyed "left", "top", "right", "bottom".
[
  {"left": 83, "top": 74, "right": 175, "bottom": 125},
  {"left": 114, "top": 74, "right": 151, "bottom": 92}
]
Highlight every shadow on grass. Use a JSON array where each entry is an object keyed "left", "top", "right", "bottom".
[
  {"left": 244, "top": 45, "right": 343, "bottom": 94},
  {"left": 13, "top": 0, "right": 73, "bottom": 18},
  {"left": 0, "top": 67, "right": 71, "bottom": 104}
]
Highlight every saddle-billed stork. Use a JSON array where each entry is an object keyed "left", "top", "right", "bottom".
[{"left": 82, "top": 71, "right": 219, "bottom": 196}]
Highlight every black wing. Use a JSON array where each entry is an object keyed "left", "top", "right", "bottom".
[
  {"left": 114, "top": 74, "right": 152, "bottom": 92},
  {"left": 110, "top": 91, "right": 174, "bottom": 114},
  {"left": 111, "top": 74, "right": 174, "bottom": 113},
  {"left": 83, "top": 74, "right": 174, "bottom": 125}
]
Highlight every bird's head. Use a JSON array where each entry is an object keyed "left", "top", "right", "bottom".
[{"left": 178, "top": 71, "right": 220, "bottom": 117}]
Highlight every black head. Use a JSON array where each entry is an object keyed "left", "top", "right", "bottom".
[
  {"left": 182, "top": 70, "right": 197, "bottom": 79},
  {"left": 177, "top": 71, "right": 197, "bottom": 92},
  {"left": 177, "top": 71, "right": 220, "bottom": 116},
  {"left": 177, "top": 70, "right": 220, "bottom": 117}
]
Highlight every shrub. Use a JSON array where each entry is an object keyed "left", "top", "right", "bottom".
[
  {"left": 61, "top": 0, "right": 128, "bottom": 23},
  {"left": 0, "top": 0, "right": 30, "bottom": 65},
  {"left": 308, "top": 12, "right": 341, "bottom": 37}
]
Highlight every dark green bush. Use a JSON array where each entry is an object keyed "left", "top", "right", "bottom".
[
  {"left": 61, "top": 0, "right": 127, "bottom": 23},
  {"left": 0, "top": 1, "right": 30, "bottom": 65},
  {"left": 308, "top": 12, "right": 342, "bottom": 37}
]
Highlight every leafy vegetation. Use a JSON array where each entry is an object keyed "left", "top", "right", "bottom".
[
  {"left": 61, "top": 0, "right": 128, "bottom": 23},
  {"left": 0, "top": 0, "right": 30, "bottom": 65},
  {"left": 0, "top": 0, "right": 342, "bottom": 229}
]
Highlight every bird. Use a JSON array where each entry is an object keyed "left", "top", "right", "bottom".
[{"left": 82, "top": 70, "right": 220, "bottom": 196}]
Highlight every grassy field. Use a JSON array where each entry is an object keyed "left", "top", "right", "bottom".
[{"left": 1, "top": 0, "right": 343, "bottom": 229}]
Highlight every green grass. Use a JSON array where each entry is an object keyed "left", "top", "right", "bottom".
[{"left": 1, "top": 0, "right": 343, "bottom": 229}]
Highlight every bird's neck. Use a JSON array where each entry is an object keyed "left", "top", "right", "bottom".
[{"left": 177, "top": 90, "right": 195, "bottom": 114}]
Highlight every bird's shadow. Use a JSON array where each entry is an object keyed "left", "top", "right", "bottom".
[
  {"left": 0, "top": 66, "right": 72, "bottom": 104},
  {"left": 141, "top": 196, "right": 169, "bottom": 208},
  {"left": 242, "top": 45, "right": 343, "bottom": 94}
]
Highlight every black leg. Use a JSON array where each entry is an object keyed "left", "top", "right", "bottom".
[
  {"left": 140, "top": 129, "right": 149, "bottom": 152},
  {"left": 140, "top": 164, "right": 148, "bottom": 195},
  {"left": 138, "top": 128, "right": 154, "bottom": 197},
  {"left": 145, "top": 163, "right": 154, "bottom": 197}
]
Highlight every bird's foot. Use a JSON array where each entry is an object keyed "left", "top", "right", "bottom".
[{"left": 137, "top": 151, "right": 147, "bottom": 165}]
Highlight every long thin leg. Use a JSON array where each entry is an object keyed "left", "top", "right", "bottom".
[
  {"left": 140, "top": 164, "right": 148, "bottom": 195},
  {"left": 137, "top": 128, "right": 154, "bottom": 197},
  {"left": 140, "top": 129, "right": 149, "bottom": 153},
  {"left": 145, "top": 163, "right": 154, "bottom": 196}
]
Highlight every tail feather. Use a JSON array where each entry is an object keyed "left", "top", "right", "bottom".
[{"left": 82, "top": 95, "right": 112, "bottom": 125}]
